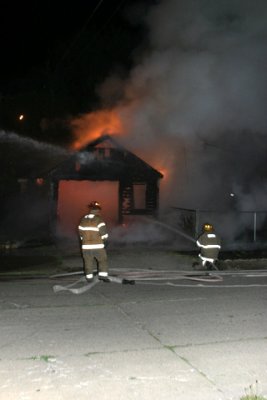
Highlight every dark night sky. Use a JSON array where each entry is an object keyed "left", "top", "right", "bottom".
[
  {"left": 0, "top": 1, "right": 93, "bottom": 78},
  {"left": 0, "top": 0, "right": 150, "bottom": 85},
  {"left": 0, "top": 0, "right": 154, "bottom": 139}
]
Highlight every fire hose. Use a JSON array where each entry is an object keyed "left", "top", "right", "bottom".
[
  {"left": 52, "top": 217, "right": 218, "bottom": 294},
  {"left": 52, "top": 269, "right": 223, "bottom": 295}
]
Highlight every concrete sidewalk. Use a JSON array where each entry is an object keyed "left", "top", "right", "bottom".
[{"left": 0, "top": 248, "right": 267, "bottom": 400}]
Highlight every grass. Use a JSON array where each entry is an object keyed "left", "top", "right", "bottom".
[
  {"left": 28, "top": 355, "right": 56, "bottom": 363},
  {"left": 240, "top": 381, "right": 267, "bottom": 400}
]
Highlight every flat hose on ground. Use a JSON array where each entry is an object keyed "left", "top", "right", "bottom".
[{"left": 52, "top": 270, "right": 223, "bottom": 294}]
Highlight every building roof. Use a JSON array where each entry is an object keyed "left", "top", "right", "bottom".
[
  {"left": 0, "top": 133, "right": 163, "bottom": 182},
  {"left": 48, "top": 134, "right": 163, "bottom": 181}
]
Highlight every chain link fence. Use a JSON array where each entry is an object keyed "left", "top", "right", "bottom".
[{"left": 171, "top": 207, "right": 267, "bottom": 249}]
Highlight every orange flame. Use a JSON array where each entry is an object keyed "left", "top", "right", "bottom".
[
  {"left": 69, "top": 107, "right": 171, "bottom": 181},
  {"left": 70, "top": 109, "right": 124, "bottom": 150}
]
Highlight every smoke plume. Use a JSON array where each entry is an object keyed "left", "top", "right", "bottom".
[
  {"left": 98, "top": 0, "right": 267, "bottom": 214},
  {"left": 67, "top": 0, "right": 267, "bottom": 246}
]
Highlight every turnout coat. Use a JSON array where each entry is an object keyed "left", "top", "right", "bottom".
[
  {"left": 78, "top": 213, "right": 108, "bottom": 250},
  {"left": 196, "top": 232, "right": 221, "bottom": 264}
]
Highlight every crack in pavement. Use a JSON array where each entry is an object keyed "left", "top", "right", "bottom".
[{"left": 100, "top": 295, "right": 227, "bottom": 397}]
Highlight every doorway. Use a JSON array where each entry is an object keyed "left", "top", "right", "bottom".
[{"left": 57, "top": 180, "right": 119, "bottom": 237}]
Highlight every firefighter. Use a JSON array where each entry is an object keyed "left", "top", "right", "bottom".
[
  {"left": 78, "top": 201, "right": 109, "bottom": 282},
  {"left": 194, "top": 223, "right": 221, "bottom": 270}
]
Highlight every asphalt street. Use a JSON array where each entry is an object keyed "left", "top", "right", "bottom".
[{"left": 0, "top": 249, "right": 267, "bottom": 400}]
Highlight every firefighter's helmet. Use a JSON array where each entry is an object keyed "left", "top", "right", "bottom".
[
  {"left": 203, "top": 223, "right": 213, "bottom": 232},
  {"left": 88, "top": 201, "right": 101, "bottom": 210}
]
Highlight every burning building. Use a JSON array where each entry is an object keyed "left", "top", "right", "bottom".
[
  {"left": 0, "top": 132, "right": 163, "bottom": 241},
  {"left": 48, "top": 134, "right": 163, "bottom": 237}
]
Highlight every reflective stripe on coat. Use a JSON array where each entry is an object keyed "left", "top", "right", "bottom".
[
  {"left": 196, "top": 232, "right": 221, "bottom": 259},
  {"left": 78, "top": 213, "right": 108, "bottom": 250}
]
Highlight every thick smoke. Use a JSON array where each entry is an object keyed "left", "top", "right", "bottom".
[
  {"left": 0, "top": 131, "right": 73, "bottom": 243},
  {"left": 99, "top": 0, "right": 267, "bottom": 213}
]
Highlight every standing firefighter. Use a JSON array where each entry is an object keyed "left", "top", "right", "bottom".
[
  {"left": 78, "top": 201, "right": 109, "bottom": 282},
  {"left": 195, "top": 223, "right": 221, "bottom": 270}
]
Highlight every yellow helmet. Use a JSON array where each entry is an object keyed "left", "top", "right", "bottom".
[{"left": 203, "top": 223, "right": 213, "bottom": 232}]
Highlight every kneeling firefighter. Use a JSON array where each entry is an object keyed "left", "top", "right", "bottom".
[
  {"left": 78, "top": 201, "right": 109, "bottom": 282},
  {"left": 195, "top": 223, "right": 221, "bottom": 270}
]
